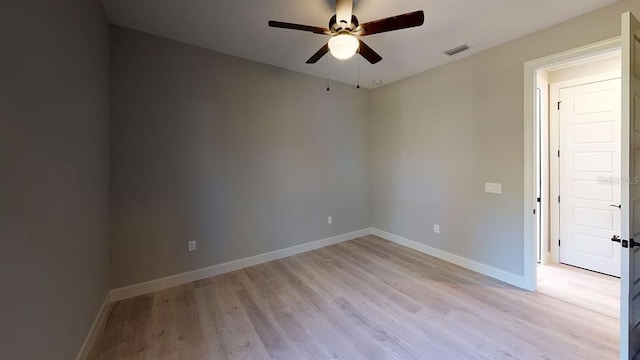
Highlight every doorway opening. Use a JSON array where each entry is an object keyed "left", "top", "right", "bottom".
[
  {"left": 523, "top": 37, "right": 620, "bottom": 288},
  {"left": 536, "top": 49, "right": 622, "bottom": 317},
  {"left": 524, "top": 39, "right": 622, "bottom": 321}
]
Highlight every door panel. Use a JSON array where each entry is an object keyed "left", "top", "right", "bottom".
[
  {"left": 574, "top": 90, "right": 616, "bottom": 113},
  {"left": 573, "top": 152, "right": 614, "bottom": 172},
  {"left": 574, "top": 207, "right": 614, "bottom": 229},
  {"left": 621, "top": 11, "right": 640, "bottom": 360},
  {"left": 573, "top": 179, "right": 614, "bottom": 201},
  {"left": 574, "top": 121, "right": 615, "bottom": 142},
  {"left": 559, "top": 78, "right": 622, "bottom": 277}
]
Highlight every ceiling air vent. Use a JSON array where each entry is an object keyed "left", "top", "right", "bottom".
[{"left": 444, "top": 44, "right": 470, "bottom": 56}]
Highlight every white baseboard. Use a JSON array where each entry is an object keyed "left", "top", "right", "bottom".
[
  {"left": 371, "top": 228, "right": 527, "bottom": 289},
  {"left": 109, "top": 226, "right": 527, "bottom": 302},
  {"left": 109, "top": 228, "right": 373, "bottom": 302},
  {"left": 75, "top": 293, "right": 111, "bottom": 360}
]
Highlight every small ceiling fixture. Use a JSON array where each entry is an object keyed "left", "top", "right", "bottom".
[
  {"left": 268, "top": 0, "right": 424, "bottom": 65},
  {"left": 328, "top": 33, "right": 359, "bottom": 60},
  {"left": 372, "top": 80, "right": 384, "bottom": 86}
]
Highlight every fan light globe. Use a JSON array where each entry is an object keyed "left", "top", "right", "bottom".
[{"left": 328, "top": 34, "right": 359, "bottom": 60}]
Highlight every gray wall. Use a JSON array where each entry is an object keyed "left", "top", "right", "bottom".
[
  {"left": 0, "top": 1, "right": 110, "bottom": 359},
  {"left": 370, "top": 0, "right": 640, "bottom": 276},
  {"left": 109, "top": 26, "right": 371, "bottom": 288}
]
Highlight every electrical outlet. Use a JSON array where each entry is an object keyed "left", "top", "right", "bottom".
[
  {"left": 434, "top": 224, "right": 440, "bottom": 233},
  {"left": 328, "top": 216, "right": 333, "bottom": 224},
  {"left": 188, "top": 240, "right": 196, "bottom": 252}
]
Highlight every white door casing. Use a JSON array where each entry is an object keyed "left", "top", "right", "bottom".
[
  {"left": 620, "top": 11, "right": 640, "bottom": 360},
  {"left": 558, "top": 77, "right": 622, "bottom": 277},
  {"left": 538, "top": 76, "right": 551, "bottom": 265}
]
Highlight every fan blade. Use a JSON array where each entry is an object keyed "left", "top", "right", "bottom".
[
  {"left": 306, "top": 43, "right": 330, "bottom": 63},
  {"left": 335, "top": 0, "right": 353, "bottom": 29},
  {"left": 357, "top": 10, "right": 424, "bottom": 36},
  {"left": 268, "top": 21, "right": 331, "bottom": 35},
  {"left": 358, "top": 40, "right": 382, "bottom": 64}
]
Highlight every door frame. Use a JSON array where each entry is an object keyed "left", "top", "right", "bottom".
[
  {"left": 537, "top": 75, "right": 550, "bottom": 265},
  {"left": 523, "top": 36, "right": 621, "bottom": 291}
]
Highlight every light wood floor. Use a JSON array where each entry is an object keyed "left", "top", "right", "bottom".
[
  {"left": 537, "top": 262, "right": 620, "bottom": 319},
  {"left": 89, "top": 236, "right": 618, "bottom": 359}
]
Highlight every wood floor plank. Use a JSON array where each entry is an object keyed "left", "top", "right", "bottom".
[
  {"left": 268, "top": 260, "right": 394, "bottom": 360},
  {"left": 175, "top": 283, "right": 208, "bottom": 359},
  {"left": 231, "top": 267, "right": 331, "bottom": 359},
  {"left": 234, "top": 287, "right": 305, "bottom": 359},
  {"left": 253, "top": 262, "right": 367, "bottom": 360},
  {"left": 89, "top": 236, "right": 619, "bottom": 360},
  {"left": 116, "top": 294, "right": 154, "bottom": 358},
  {"left": 194, "top": 283, "right": 228, "bottom": 360},
  {"left": 314, "top": 247, "right": 491, "bottom": 359},
  {"left": 289, "top": 251, "right": 473, "bottom": 360},
  {"left": 148, "top": 287, "right": 177, "bottom": 360},
  {"left": 210, "top": 289, "right": 270, "bottom": 359}
]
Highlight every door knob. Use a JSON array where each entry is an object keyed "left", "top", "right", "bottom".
[
  {"left": 610, "top": 204, "right": 622, "bottom": 208},
  {"left": 611, "top": 235, "right": 639, "bottom": 248}
]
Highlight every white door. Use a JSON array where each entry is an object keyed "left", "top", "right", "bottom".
[
  {"left": 559, "top": 78, "right": 622, "bottom": 276},
  {"left": 620, "top": 11, "right": 640, "bottom": 360}
]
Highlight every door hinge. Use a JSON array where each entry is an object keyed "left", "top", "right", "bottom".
[
  {"left": 533, "top": 209, "right": 536, "bottom": 215},
  {"left": 558, "top": 195, "right": 560, "bottom": 203},
  {"left": 558, "top": 239, "right": 561, "bottom": 246},
  {"left": 557, "top": 101, "right": 562, "bottom": 110},
  {"left": 557, "top": 150, "right": 560, "bottom": 157},
  {"left": 537, "top": 197, "right": 541, "bottom": 203}
]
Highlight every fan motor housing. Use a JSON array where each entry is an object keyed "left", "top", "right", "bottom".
[{"left": 329, "top": 14, "right": 359, "bottom": 33}]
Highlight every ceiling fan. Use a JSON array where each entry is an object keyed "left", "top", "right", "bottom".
[{"left": 268, "top": 0, "right": 424, "bottom": 64}]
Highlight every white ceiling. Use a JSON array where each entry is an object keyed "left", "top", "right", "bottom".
[{"left": 101, "top": 0, "right": 620, "bottom": 88}]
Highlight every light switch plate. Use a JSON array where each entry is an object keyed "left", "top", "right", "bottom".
[{"left": 485, "top": 183, "right": 502, "bottom": 194}]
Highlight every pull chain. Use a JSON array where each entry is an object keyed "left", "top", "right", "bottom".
[
  {"left": 356, "top": 54, "right": 361, "bottom": 89},
  {"left": 326, "top": 55, "right": 331, "bottom": 91}
]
